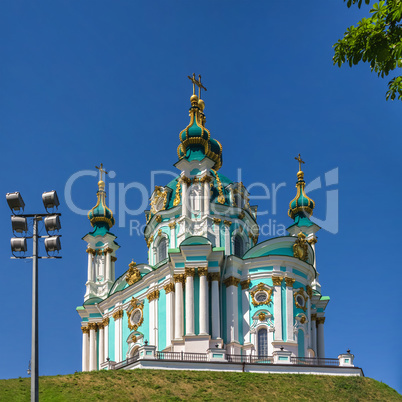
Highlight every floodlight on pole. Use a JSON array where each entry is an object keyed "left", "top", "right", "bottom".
[
  {"left": 42, "top": 191, "right": 59, "bottom": 211},
  {"left": 44, "top": 236, "right": 61, "bottom": 253},
  {"left": 44, "top": 215, "right": 61, "bottom": 232},
  {"left": 11, "top": 216, "right": 28, "bottom": 234},
  {"left": 11, "top": 237, "right": 27, "bottom": 253},
  {"left": 6, "top": 192, "right": 25, "bottom": 213}
]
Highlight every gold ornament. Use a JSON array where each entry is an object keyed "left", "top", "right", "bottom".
[
  {"left": 163, "top": 283, "right": 175, "bottom": 294},
  {"left": 147, "top": 290, "right": 160, "bottom": 302},
  {"left": 250, "top": 283, "right": 273, "bottom": 307},
  {"left": 258, "top": 312, "right": 266, "bottom": 322},
  {"left": 272, "top": 276, "right": 283, "bottom": 286},
  {"left": 240, "top": 279, "right": 251, "bottom": 290},
  {"left": 125, "top": 260, "right": 141, "bottom": 286},
  {"left": 293, "top": 232, "right": 309, "bottom": 261},
  {"left": 223, "top": 276, "right": 241, "bottom": 287}
]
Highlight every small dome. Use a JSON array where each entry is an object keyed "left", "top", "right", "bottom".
[
  {"left": 288, "top": 170, "right": 315, "bottom": 220},
  {"left": 88, "top": 181, "right": 115, "bottom": 231}
]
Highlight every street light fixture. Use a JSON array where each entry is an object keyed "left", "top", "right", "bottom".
[{"left": 7, "top": 190, "right": 62, "bottom": 402}]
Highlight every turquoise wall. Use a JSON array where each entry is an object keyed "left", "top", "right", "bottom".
[
  {"left": 158, "top": 291, "right": 167, "bottom": 350},
  {"left": 122, "top": 312, "right": 130, "bottom": 359},
  {"left": 141, "top": 301, "right": 150, "bottom": 343},
  {"left": 298, "top": 329, "right": 305, "bottom": 357},
  {"left": 108, "top": 318, "right": 115, "bottom": 361}
]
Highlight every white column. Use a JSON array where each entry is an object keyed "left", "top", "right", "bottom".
[
  {"left": 147, "top": 290, "right": 159, "bottom": 348},
  {"left": 169, "top": 222, "right": 176, "bottom": 248},
  {"left": 210, "top": 273, "right": 221, "bottom": 339},
  {"left": 111, "top": 256, "right": 116, "bottom": 282},
  {"left": 164, "top": 283, "right": 175, "bottom": 346},
  {"left": 306, "top": 287, "right": 312, "bottom": 348},
  {"left": 88, "top": 323, "right": 97, "bottom": 371},
  {"left": 104, "top": 318, "right": 109, "bottom": 360},
  {"left": 272, "top": 276, "right": 283, "bottom": 341},
  {"left": 185, "top": 268, "right": 195, "bottom": 336},
  {"left": 87, "top": 250, "right": 94, "bottom": 282},
  {"left": 181, "top": 177, "right": 189, "bottom": 218},
  {"left": 309, "top": 237, "right": 317, "bottom": 269},
  {"left": 213, "top": 219, "right": 221, "bottom": 247},
  {"left": 105, "top": 251, "right": 112, "bottom": 282},
  {"left": 224, "top": 277, "right": 240, "bottom": 343},
  {"left": 113, "top": 311, "right": 123, "bottom": 362},
  {"left": 98, "top": 324, "right": 104, "bottom": 367},
  {"left": 82, "top": 326, "right": 89, "bottom": 372},
  {"left": 224, "top": 221, "right": 232, "bottom": 255},
  {"left": 317, "top": 317, "right": 325, "bottom": 358},
  {"left": 199, "top": 268, "right": 209, "bottom": 335},
  {"left": 241, "top": 280, "right": 250, "bottom": 344},
  {"left": 311, "top": 315, "right": 317, "bottom": 355},
  {"left": 202, "top": 177, "right": 211, "bottom": 216},
  {"left": 285, "top": 277, "right": 295, "bottom": 342},
  {"left": 174, "top": 275, "right": 184, "bottom": 339}
]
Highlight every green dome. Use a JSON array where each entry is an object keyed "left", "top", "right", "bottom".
[
  {"left": 177, "top": 94, "right": 223, "bottom": 170},
  {"left": 88, "top": 180, "right": 115, "bottom": 230},
  {"left": 288, "top": 170, "right": 315, "bottom": 220}
]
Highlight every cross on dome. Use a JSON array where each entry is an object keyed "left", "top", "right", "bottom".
[{"left": 95, "top": 163, "right": 108, "bottom": 182}]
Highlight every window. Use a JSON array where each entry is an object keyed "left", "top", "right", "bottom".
[
  {"left": 258, "top": 328, "right": 268, "bottom": 356},
  {"left": 234, "top": 235, "right": 243, "bottom": 257},
  {"left": 157, "top": 238, "right": 167, "bottom": 263},
  {"left": 189, "top": 184, "right": 201, "bottom": 215}
]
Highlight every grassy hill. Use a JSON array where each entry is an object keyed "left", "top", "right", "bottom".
[{"left": 0, "top": 370, "right": 400, "bottom": 401}]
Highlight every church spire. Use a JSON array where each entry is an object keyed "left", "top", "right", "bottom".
[
  {"left": 177, "top": 74, "right": 222, "bottom": 170},
  {"left": 87, "top": 163, "right": 115, "bottom": 231},
  {"left": 288, "top": 154, "right": 315, "bottom": 221}
]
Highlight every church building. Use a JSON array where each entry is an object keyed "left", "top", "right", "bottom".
[{"left": 77, "top": 76, "right": 360, "bottom": 375}]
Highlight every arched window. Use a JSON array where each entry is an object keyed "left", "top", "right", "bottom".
[
  {"left": 157, "top": 238, "right": 167, "bottom": 263},
  {"left": 189, "top": 184, "right": 201, "bottom": 215},
  {"left": 130, "top": 347, "right": 140, "bottom": 360},
  {"left": 258, "top": 327, "right": 268, "bottom": 356},
  {"left": 234, "top": 235, "right": 243, "bottom": 257}
]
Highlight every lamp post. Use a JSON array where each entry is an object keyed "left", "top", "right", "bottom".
[{"left": 6, "top": 191, "right": 62, "bottom": 402}]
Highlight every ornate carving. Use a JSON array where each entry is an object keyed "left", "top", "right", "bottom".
[
  {"left": 212, "top": 169, "right": 225, "bottom": 204},
  {"left": 173, "top": 179, "right": 181, "bottom": 207},
  {"left": 272, "top": 276, "right": 283, "bottom": 286},
  {"left": 208, "top": 272, "right": 220, "bottom": 282},
  {"left": 285, "top": 277, "right": 296, "bottom": 287},
  {"left": 258, "top": 312, "right": 266, "bottom": 322},
  {"left": 156, "top": 215, "right": 162, "bottom": 223},
  {"left": 168, "top": 221, "right": 176, "bottom": 229},
  {"left": 147, "top": 290, "right": 160, "bottom": 302},
  {"left": 250, "top": 283, "right": 273, "bottom": 307},
  {"left": 102, "top": 317, "right": 110, "bottom": 327},
  {"left": 306, "top": 285, "right": 313, "bottom": 298},
  {"left": 213, "top": 218, "right": 221, "bottom": 225},
  {"left": 97, "top": 322, "right": 104, "bottom": 330},
  {"left": 198, "top": 267, "right": 208, "bottom": 276},
  {"left": 131, "top": 335, "right": 137, "bottom": 343},
  {"left": 311, "top": 313, "right": 317, "bottom": 321},
  {"left": 157, "top": 229, "right": 162, "bottom": 237},
  {"left": 81, "top": 325, "right": 89, "bottom": 334},
  {"left": 293, "top": 232, "right": 308, "bottom": 261},
  {"left": 316, "top": 317, "right": 326, "bottom": 325},
  {"left": 223, "top": 276, "right": 241, "bottom": 287},
  {"left": 105, "top": 247, "right": 113, "bottom": 254},
  {"left": 300, "top": 316, "right": 306, "bottom": 324},
  {"left": 294, "top": 288, "right": 308, "bottom": 312},
  {"left": 240, "top": 279, "right": 251, "bottom": 290},
  {"left": 112, "top": 310, "right": 124, "bottom": 320},
  {"left": 146, "top": 235, "right": 154, "bottom": 248},
  {"left": 184, "top": 268, "right": 195, "bottom": 278},
  {"left": 111, "top": 256, "right": 117, "bottom": 262},
  {"left": 125, "top": 260, "right": 141, "bottom": 286},
  {"left": 150, "top": 186, "right": 168, "bottom": 214},
  {"left": 181, "top": 176, "right": 191, "bottom": 185},
  {"left": 200, "top": 175, "right": 212, "bottom": 183},
  {"left": 223, "top": 220, "right": 232, "bottom": 227},
  {"left": 238, "top": 211, "right": 245, "bottom": 220},
  {"left": 163, "top": 283, "right": 175, "bottom": 294},
  {"left": 88, "top": 322, "right": 98, "bottom": 331},
  {"left": 173, "top": 274, "right": 185, "bottom": 286},
  {"left": 308, "top": 237, "right": 317, "bottom": 245},
  {"left": 127, "top": 298, "right": 144, "bottom": 331},
  {"left": 86, "top": 248, "right": 96, "bottom": 255}
]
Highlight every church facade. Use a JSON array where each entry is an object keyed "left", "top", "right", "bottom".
[{"left": 77, "top": 78, "right": 359, "bottom": 375}]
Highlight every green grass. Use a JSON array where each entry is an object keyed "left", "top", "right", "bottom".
[{"left": 0, "top": 370, "right": 400, "bottom": 401}]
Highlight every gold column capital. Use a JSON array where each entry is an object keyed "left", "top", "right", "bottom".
[
  {"left": 184, "top": 267, "right": 195, "bottom": 278},
  {"left": 285, "top": 277, "right": 296, "bottom": 287},
  {"left": 147, "top": 290, "right": 160, "bottom": 302},
  {"left": 168, "top": 221, "right": 176, "bottom": 229},
  {"left": 311, "top": 313, "right": 317, "bottom": 321},
  {"left": 317, "top": 317, "right": 326, "bottom": 325},
  {"left": 88, "top": 322, "right": 98, "bottom": 331},
  {"left": 173, "top": 274, "right": 185, "bottom": 286},
  {"left": 200, "top": 175, "right": 213, "bottom": 183},
  {"left": 198, "top": 267, "right": 208, "bottom": 276},
  {"left": 240, "top": 279, "right": 251, "bottom": 290},
  {"left": 102, "top": 317, "right": 110, "bottom": 326},
  {"left": 181, "top": 176, "right": 191, "bottom": 185},
  {"left": 208, "top": 272, "right": 220, "bottom": 282},
  {"left": 212, "top": 217, "right": 221, "bottom": 225},
  {"left": 97, "top": 322, "right": 104, "bottom": 330},
  {"left": 272, "top": 276, "right": 283, "bottom": 286},
  {"left": 112, "top": 310, "right": 124, "bottom": 320},
  {"left": 81, "top": 325, "right": 89, "bottom": 334},
  {"left": 164, "top": 283, "right": 175, "bottom": 294},
  {"left": 111, "top": 256, "right": 117, "bottom": 262},
  {"left": 223, "top": 220, "right": 232, "bottom": 227},
  {"left": 86, "top": 248, "right": 95, "bottom": 255},
  {"left": 223, "top": 276, "right": 241, "bottom": 287},
  {"left": 306, "top": 285, "right": 313, "bottom": 298}
]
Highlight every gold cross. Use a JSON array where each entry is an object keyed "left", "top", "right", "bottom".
[
  {"left": 95, "top": 163, "right": 108, "bottom": 181},
  {"left": 195, "top": 74, "right": 207, "bottom": 98},
  {"left": 188, "top": 73, "right": 197, "bottom": 95},
  {"left": 295, "top": 154, "right": 305, "bottom": 171}
]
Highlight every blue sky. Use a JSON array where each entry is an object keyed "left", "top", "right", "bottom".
[{"left": 0, "top": 0, "right": 401, "bottom": 393}]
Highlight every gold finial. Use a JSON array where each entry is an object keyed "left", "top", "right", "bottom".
[
  {"left": 196, "top": 74, "right": 207, "bottom": 98},
  {"left": 188, "top": 73, "right": 197, "bottom": 95},
  {"left": 295, "top": 154, "right": 305, "bottom": 172},
  {"left": 95, "top": 163, "right": 108, "bottom": 182}
]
